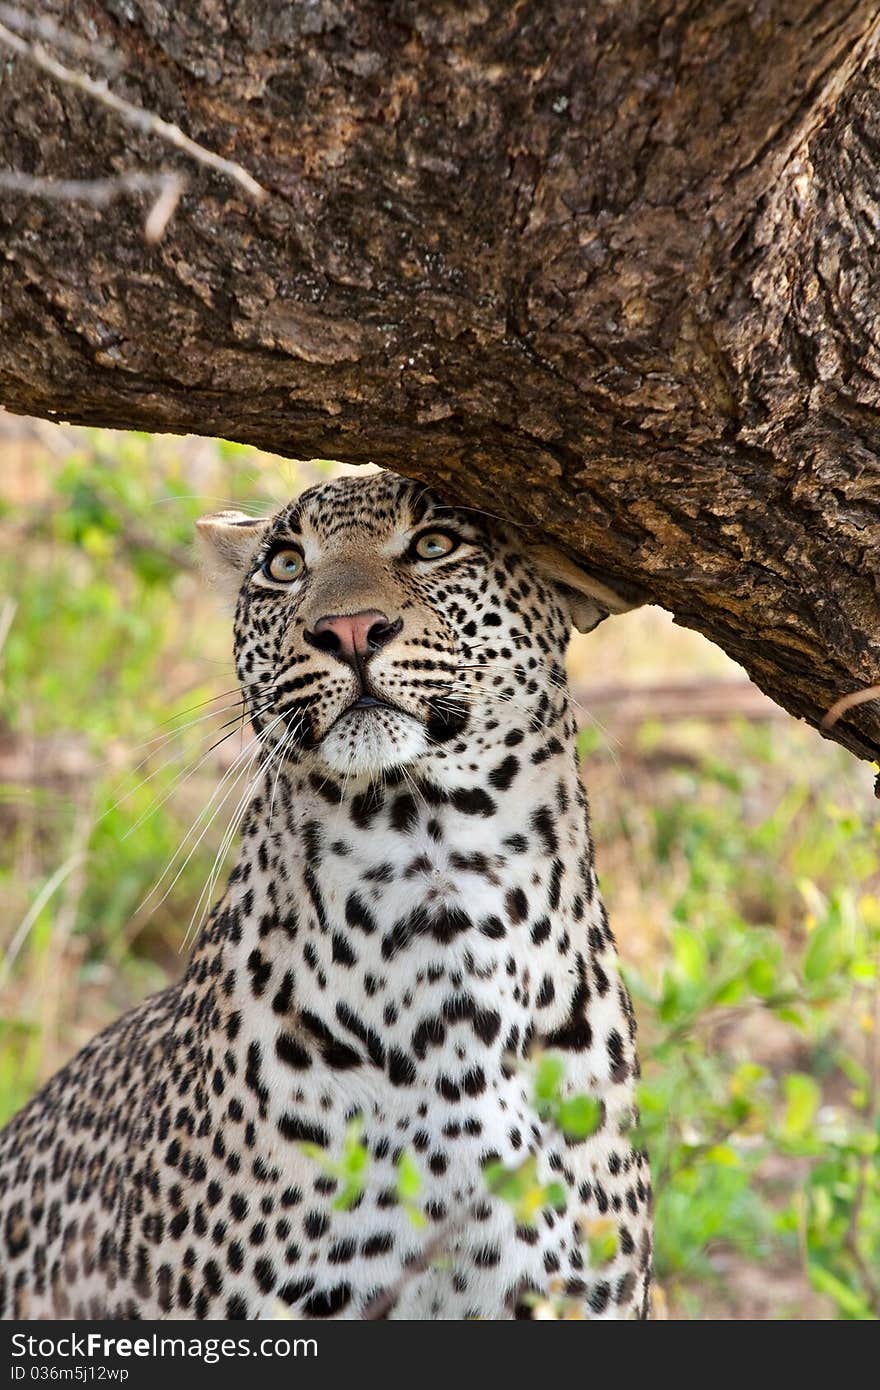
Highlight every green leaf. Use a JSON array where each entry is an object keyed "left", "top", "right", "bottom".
[
  {"left": 533, "top": 1052, "right": 566, "bottom": 1112},
  {"left": 746, "top": 957, "right": 777, "bottom": 997},
  {"left": 544, "top": 1181, "right": 568, "bottom": 1211},
  {"left": 396, "top": 1150, "right": 422, "bottom": 1202},
  {"left": 803, "top": 915, "right": 846, "bottom": 983},
  {"left": 808, "top": 1263, "right": 873, "bottom": 1319},
  {"left": 556, "top": 1095, "right": 602, "bottom": 1140},
  {"left": 781, "top": 1073, "right": 821, "bottom": 1140},
  {"left": 672, "top": 926, "right": 707, "bottom": 986}
]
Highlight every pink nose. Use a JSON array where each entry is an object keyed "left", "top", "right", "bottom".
[{"left": 310, "top": 609, "right": 399, "bottom": 663}]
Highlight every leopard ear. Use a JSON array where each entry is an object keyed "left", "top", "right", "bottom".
[
  {"left": 532, "top": 543, "right": 643, "bottom": 634},
  {"left": 195, "top": 511, "right": 269, "bottom": 605}
]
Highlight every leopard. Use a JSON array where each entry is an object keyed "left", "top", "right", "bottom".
[{"left": 0, "top": 468, "right": 652, "bottom": 1320}]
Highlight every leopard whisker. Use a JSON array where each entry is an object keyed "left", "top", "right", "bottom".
[
  {"left": 187, "top": 734, "right": 291, "bottom": 945},
  {"left": 110, "top": 694, "right": 277, "bottom": 828},
  {"left": 143, "top": 710, "right": 287, "bottom": 926}
]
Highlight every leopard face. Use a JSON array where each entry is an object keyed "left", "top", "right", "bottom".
[{"left": 200, "top": 472, "right": 601, "bottom": 779}]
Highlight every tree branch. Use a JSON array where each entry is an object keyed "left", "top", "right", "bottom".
[{"left": 0, "top": 1, "right": 878, "bottom": 775}]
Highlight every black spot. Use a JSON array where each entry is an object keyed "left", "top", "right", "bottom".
[
  {"left": 278, "top": 1277, "right": 315, "bottom": 1306},
  {"left": 530, "top": 916, "right": 551, "bottom": 944},
  {"left": 328, "top": 1238, "right": 357, "bottom": 1264},
  {"left": 505, "top": 888, "right": 528, "bottom": 924},
  {"left": 388, "top": 1048, "right": 417, "bottom": 1087},
  {"left": 474, "top": 1244, "right": 501, "bottom": 1267},
  {"left": 276, "top": 1031, "right": 312, "bottom": 1070},
  {"left": 606, "top": 1029, "right": 629, "bottom": 1082},
  {"left": 304, "top": 1210, "right": 330, "bottom": 1240},
  {"left": 462, "top": 1067, "right": 486, "bottom": 1097},
  {"left": 278, "top": 1114, "right": 329, "bottom": 1147},
  {"left": 246, "top": 948, "right": 272, "bottom": 997},
  {"left": 412, "top": 1015, "right": 446, "bottom": 1059},
  {"left": 168, "top": 1210, "right": 189, "bottom": 1239},
  {"left": 547, "top": 858, "right": 563, "bottom": 911},
  {"left": 489, "top": 755, "right": 520, "bottom": 791},
  {"left": 536, "top": 975, "right": 555, "bottom": 1008},
  {"left": 437, "top": 1075, "right": 461, "bottom": 1102},
  {"left": 336, "top": 1002, "right": 386, "bottom": 1068},
  {"left": 382, "top": 906, "right": 428, "bottom": 961},
  {"left": 331, "top": 931, "right": 357, "bottom": 967},
  {"left": 390, "top": 793, "right": 418, "bottom": 833},
  {"left": 300, "top": 1010, "right": 362, "bottom": 1069},
  {"left": 308, "top": 773, "right": 343, "bottom": 805},
  {"left": 451, "top": 787, "right": 496, "bottom": 817},
  {"left": 431, "top": 905, "right": 472, "bottom": 944},
  {"left": 351, "top": 785, "right": 384, "bottom": 828},
  {"left": 361, "top": 1232, "right": 393, "bottom": 1257},
  {"left": 254, "top": 1257, "right": 277, "bottom": 1294},
  {"left": 302, "top": 1283, "right": 352, "bottom": 1317},
  {"left": 426, "top": 696, "right": 469, "bottom": 744},
  {"left": 345, "top": 892, "right": 377, "bottom": 934},
  {"left": 590, "top": 1281, "right": 611, "bottom": 1314},
  {"left": 530, "top": 806, "right": 558, "bottom": 856},
  {"left": 543, "top": 957, "right": 592, "bottom": 1052}
]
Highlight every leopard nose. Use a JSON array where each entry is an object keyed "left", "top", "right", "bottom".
[{"left": 307, "top": 610, "right": 402, "bottom": 664}]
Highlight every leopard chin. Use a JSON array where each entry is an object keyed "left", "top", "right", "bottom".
[{"left": 316, "top": 704, "right": 429, "bottom": 777}]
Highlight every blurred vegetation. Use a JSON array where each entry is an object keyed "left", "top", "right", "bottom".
[{"left": 0, "top": 419, "right": 877, "bottom": 1319}]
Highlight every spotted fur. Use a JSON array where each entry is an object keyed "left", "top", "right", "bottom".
[{"left": 0, "top": 471, "right": 652, "bottom": 1320}]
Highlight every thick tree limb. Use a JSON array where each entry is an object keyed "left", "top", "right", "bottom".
[{"left": 0, "top": 2, "right": 879, "bottom": 772}]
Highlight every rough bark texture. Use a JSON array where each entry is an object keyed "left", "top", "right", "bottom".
[{"left": 1, "top": 1, "right": 879, "bottom": 769}]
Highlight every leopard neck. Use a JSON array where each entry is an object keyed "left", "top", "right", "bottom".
[{"left": 188, "top": 703, "right": 620, "bottom": 1106}]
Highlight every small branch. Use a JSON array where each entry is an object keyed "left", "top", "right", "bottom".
[
  {"left": 574, "top": 678, "right": 787, "bottom": 727},
  {"left": 0, "top": 18, "right": 267, "bottom": 202},
  {"left": 0, "top": 3, "right": 122, "bottom": 73},
  {"left": 362, "top": 1223, "right": 458, "bottom": 1320},
  {"left": 0, "top": 169, "right": 185, "bottom": 242},
  {"left": 821, "top": 684, "right": 880, "bottom": 730}
]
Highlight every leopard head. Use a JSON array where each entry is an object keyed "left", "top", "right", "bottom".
[{"left": 197, "top": 471, "right": 634, "bottom": 779}]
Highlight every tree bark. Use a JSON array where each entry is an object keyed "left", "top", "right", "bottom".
[{"left": 1, "top": 2, "right": 879, "bottom": 772}]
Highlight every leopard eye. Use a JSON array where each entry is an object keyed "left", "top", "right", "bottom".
[
  {"left": 264, "top": 547, "right": 305, "bottom": 583},
  {"left": 412, "top": 530, "right": 459, "bottom": 560}
]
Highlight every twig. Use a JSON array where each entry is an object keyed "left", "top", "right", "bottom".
[
  {"left": 574, "top": 678, "right": 786, "bottom": 727},
  {"left": 0, "top": 18, "right": 267, "bottom": 201},
  {"left": 0, "top": 169, "right": 185, "bottom": 242},
  {"left": 0, "top": 4, "right": 122, "bottom": 73},
  {"left": 362, "top": 1162, "right": 525, "bottom": 1319},
  {"left": 821, "top": 684, "right": 880, "bottom": 730},
  {"left": 362, "top": 1223, "right": 458, "bottom": 1320}
]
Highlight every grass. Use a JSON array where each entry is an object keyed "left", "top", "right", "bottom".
[{"left": 0, "top": 419, "right": 877, "bottom": 1319}]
